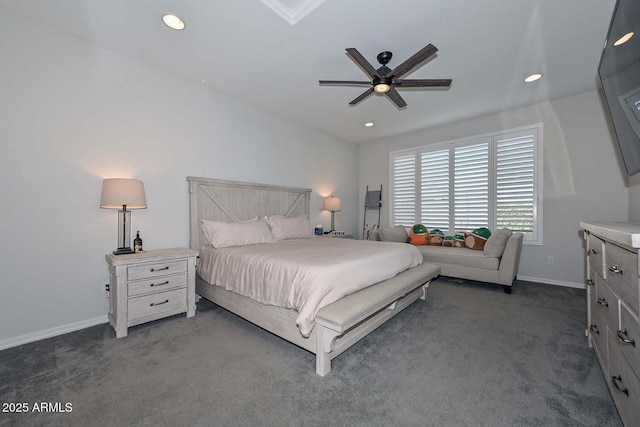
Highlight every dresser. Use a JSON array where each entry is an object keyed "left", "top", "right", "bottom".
[
  {"left": 106, "top": 248, "right": 198, "bottom": 338},
  {"left": 581, "top": 222, "right": 640, "bottom": 426}
]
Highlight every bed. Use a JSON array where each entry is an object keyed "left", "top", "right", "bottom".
[{"left": 188, "top": 176, "right": 440, "bottom": 375}]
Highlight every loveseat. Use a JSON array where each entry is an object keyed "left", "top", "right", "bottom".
[{"left": 372, "top": 226, "right": 523, "bottom": 293}]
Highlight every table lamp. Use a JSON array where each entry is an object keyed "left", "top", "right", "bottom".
[
  {"left": 323, "top": 196, "right": 341, "bottom": 232},
  {"left": 100, "top": 178, "right": 147, "bottom": 255}
]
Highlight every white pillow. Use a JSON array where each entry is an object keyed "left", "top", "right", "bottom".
[
  {"left": 483, "top": 228, "right": 513, "bottom": 258},
  {"left": 378, "top": 225, "right": 409, "bottom": 243},
  {"left": 201, "top": 218, "right": 274, "bottom": 248},
  {"left": 267, "top": 215, "right": 313, "bottom": 240}
]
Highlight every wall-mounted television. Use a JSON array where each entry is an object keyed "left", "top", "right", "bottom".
[{"left": 599, "top": 0, "right": 640, "bottom": 176}]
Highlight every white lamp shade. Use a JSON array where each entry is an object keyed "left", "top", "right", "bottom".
[
  {"left": 100, "top": 178, "right": 147, "bottom": 209},
  {"left": 323, "top": 196, "right": 341, "bottom": 212}
]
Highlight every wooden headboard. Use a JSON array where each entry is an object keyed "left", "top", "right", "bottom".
[{"left": 187, "top": 176, "right": 311, "bottom": 250}]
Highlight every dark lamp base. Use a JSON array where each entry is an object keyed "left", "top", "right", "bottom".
[{"left": 113, "top": 247, "right": 134, "bottom": 255}]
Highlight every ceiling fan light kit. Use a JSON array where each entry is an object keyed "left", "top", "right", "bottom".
[
  {"left": 373, "top": 82, "right": 391, "bottom": 93},
  {"left": 319, "top": 44, "right": 452, "bottom": 108}
]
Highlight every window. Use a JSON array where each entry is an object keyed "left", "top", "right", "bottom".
[{"left": 390, "top": 124, "right": 543, "bottom": 244}]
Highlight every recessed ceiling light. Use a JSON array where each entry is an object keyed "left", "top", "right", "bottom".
[
  {"left": 162, "top": 14, "right": 185, "bottom": 30},
  {"left": 364, "top": 122, "right": 374, "bottom": 127},
  {"left": 614, "top": 32, "right": 634, "bottom": 46},
  {"left": 524, "top": 73, "right": 543, "bottom": 83}
]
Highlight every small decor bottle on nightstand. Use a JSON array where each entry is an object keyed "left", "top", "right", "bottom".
[{"left": 133, "top": 231, "right": 143, "bottom": 253}]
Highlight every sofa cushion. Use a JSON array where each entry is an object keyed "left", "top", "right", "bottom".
[
  {"left": 378, "top": 225, "right": 409, "bottom": 243},
  {"left": 483, "top": 228, "right": 513, "bottom": 258},
  {"left": 417, "top": 245, "right": 500, "bottom": 270}
]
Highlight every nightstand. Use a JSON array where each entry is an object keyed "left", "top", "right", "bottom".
[
  {"left": 105, "top": 248, "right": 198, "bottom": 338},
  {"left": 322, "top": 232, "right": 354, "bottom": 239}
]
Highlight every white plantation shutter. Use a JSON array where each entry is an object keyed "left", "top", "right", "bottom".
[
  {"left": 391, "top": 152, "right": 417, "bottom": 227},
  {"left": 420, "top": 149, "right": 450, "bottom": 230},
  {"left": 496, "top": 131, "right": 536, "bottom": 238},
  {"left": 454, "top": 143, "right": 489, "bottom": 232},
  {"left": 389, "top": 124, "right": 542, "bottom": 244}
]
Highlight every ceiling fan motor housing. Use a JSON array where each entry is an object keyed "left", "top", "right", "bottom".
[{"left": 377, "top": 51, "right": 393, "bottom": 65}]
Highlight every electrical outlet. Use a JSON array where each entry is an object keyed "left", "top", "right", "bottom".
[
  {"left": 546, "top": 256, "right": 555, "bottom": 266},
  {"left": 104, "top": 283, "right": 110, "bottom": 298}
]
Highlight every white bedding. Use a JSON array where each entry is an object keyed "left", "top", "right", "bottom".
[{"left": 197, "top": 238, "right": 423, "bottom": 336}]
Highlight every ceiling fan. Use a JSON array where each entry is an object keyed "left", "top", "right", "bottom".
[{"left": 319, "top": 44, "right": 452, "bottom": 108}]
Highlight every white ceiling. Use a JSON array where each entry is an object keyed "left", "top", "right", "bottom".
[{"left": 0, "top": 0, "right": 617, "bottom": 143}]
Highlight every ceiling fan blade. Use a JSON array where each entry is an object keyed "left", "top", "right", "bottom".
[
  {"left": 388, "top": 44, "right": 438, "bottom": 79},
  {"left": 346, "top": 48, "right": 381, "bottom": 79},
  {"left": 319, "top": 80, "right": 372, "bottom": 86},
  {"left": 394, "top": 79, "right": 452, "bottom": 88},
  {"left": 349, "top": 88, "right": 375, "bottom": 106},
  {"left": 385, "top": 87, "right": 407, "bottom": 108}
]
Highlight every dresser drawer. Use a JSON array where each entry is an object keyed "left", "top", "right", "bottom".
[
  {"left": 606, "top": 243, "right": 639, "bottom": 314},
  {"left": 128, "top": 274, "right": 187, "bottom": 297},
  {"left": 587, "top": 267, "right": 597, "bottom": 304},
  {"left": 588, "top": 233, "right": 605, "bottom": 279},
  {"left": 617, "top": 302, "right": 640, "bottom": 379},
  {"left": 590, "top": 296, "right": 608, "bottom": 371},
  {"left": 128, "top": 260, "right": 187, "bottom": 281},
  {"left": 128, "top": 288, "right": 187, "bottom": 321},
  {"left": 596, "top": 275, "right": 619, "bottom": 329},
  {"left": 609, "top": 333, "right": 640, "bottom": 427}
]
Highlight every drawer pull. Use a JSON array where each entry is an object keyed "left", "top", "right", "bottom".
[
  {"left": 607, "top": 265, "right": 624, "bottom": 275},
  {"left": 150, "top": 299, "right": 169, "bottom": 307},
  {"left": 586, "top": 279, "right": 594, "bottom": 287},
  {"left": 611, "top": 375, "right": 629, "bottom": 396},
  {"left": 597, "top": 297, "right": 608, "bottom": 307},
  {"left": 589, "top": 324, "right": 599, "bottom": 335},
  {"left": 617, "top": 329, "right": 636, "bottom": 347},
  {"left": 150, "top": 266, "right": 170, "bottom": 272},
  {"left": 588, "top": 249, "right": 597, "bottom": 255},
  {"left": 150, "top": 281, "right": 170, "bottom": 287}
]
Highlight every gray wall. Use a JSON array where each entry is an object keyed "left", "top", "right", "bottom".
[
  {"left": 628, "top": 161, "right": 640, "bottom": 220},
  {"left": 359, "top": 90, "right": 628, "bottom": 287},
  {"left": 0, "top": 8, "right": 358, "bottom": 346},
  {"left": 630, "top": 175, "right": 640, "bottom": 220}
]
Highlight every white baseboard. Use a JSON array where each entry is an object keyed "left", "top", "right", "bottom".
[
  {"left": 0, "top": 315, "right": 108, "bottom": 351},
  {"left": 517, "top": 275, "right": 585, "bottom": 290}
]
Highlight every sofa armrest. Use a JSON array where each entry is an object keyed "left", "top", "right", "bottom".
[{"left": 498, "top": 233, "right": 524, "bottom": 286}]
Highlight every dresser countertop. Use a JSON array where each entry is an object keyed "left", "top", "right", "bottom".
[{"left": 580, "top": 221, "right": 640, "bottom": 249}]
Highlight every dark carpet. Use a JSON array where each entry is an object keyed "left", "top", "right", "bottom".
[{"left": 0, "top": 279, "right": 622, "bottom": 427}]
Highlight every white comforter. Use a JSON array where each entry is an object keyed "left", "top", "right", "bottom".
[{"left": 197, "top": 238, "right": 423, "bottom": 337}]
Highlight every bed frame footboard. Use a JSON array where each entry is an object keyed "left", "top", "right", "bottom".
[
  {"left": 315, "top": 282, "right": 431, "bottom": 376},
  {"left": 313, "top": 262, "right": 439, "bottom": 375}
]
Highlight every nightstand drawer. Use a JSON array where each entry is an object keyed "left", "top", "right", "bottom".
[
  {"left": 128, "top": 288, "right": 187, "bottom": 320},
  {"left": 128, "top": 260, "right": 187, "bottom": 281},
  {"left": 128, "top": 274, "right": 187, "bottom": 297}
]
